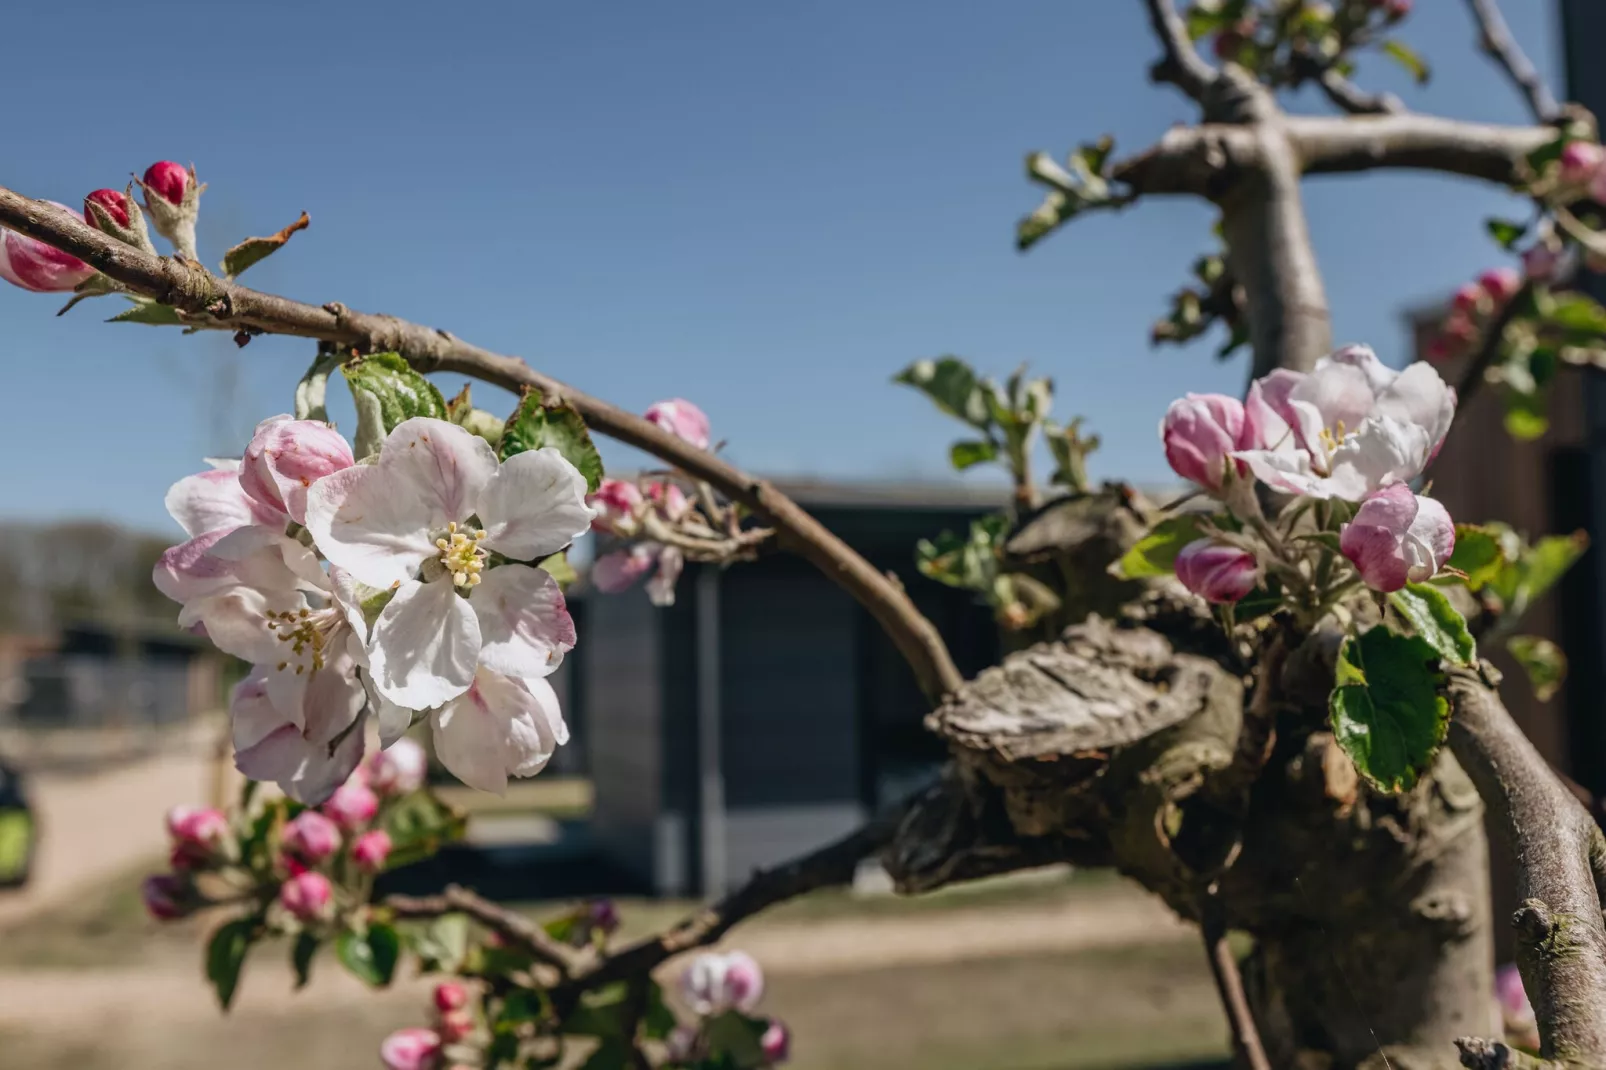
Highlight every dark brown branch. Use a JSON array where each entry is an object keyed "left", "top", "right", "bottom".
[
  {"left": 1463, "top": 0, "right": 1560, "bottom": 123},
  {"left": 1201, "top": 901, "right": 1272, "bottom": 1070},
  {"left": 1446, "top": 667, "right": 1606, "bottom": 1061},
  {"left": 0, "top": 185, "right": 963, "bottom": 702},
  {"left": 1288, "top": 113, "right": 1554, "bottom": 185},
  {"left": 384, "top": 884, "right": 576, "bottom": 972},
  {"left": 554, "top": 812, "right": 897, "bottom": 1003},
  {"left": 1455, "top": 279, "right": 1534, "bottom": 409},
  {"left": 1142, "top": 0, "right": 1217, "bottom": 101}
]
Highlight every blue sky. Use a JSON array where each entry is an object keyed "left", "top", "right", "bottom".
[{"left": 1, "top": 0, "right": 1561, "bottom": 535}]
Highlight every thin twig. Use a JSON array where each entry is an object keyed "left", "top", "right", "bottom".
[
  {"left": 1454, "top": 279, "right": 1533, "bottom": 410},
  {"left": 1463, "top": 0, "right": 1560, "bottom": 123},
  {"left": 0, "top": 185, "right": 963, "bottom": 703},
  {"left": 383, "top": 884, "right": 576, "bottom": 972},
  {"left": 1142, "top": 0, "right": 1217, "bottom": 100},
  {"left": 1201, "top": 900, "right": 1273, "bottom": 1070},
  {"left": 1289, "top": 49, "right": 1401, "bottom": 116}
]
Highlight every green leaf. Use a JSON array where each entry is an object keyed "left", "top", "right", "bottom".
[
  {"left": 576, "top": 1038, "right": 632, "bottom": 1070},
  {"left": 703, "top": 1011, "right": 769, "bottom": 1067},
  {"left": 223, "top": 212, "right": 311, "bottom": 278},
  {"left": 1486, "top": 218, "right": 1527, "bottom": 251},
  {"left": 1506, "top": 634, "right": 1567, "bottom": 702},
  {"left": 915, "top": 513, "right": 1009, "bottom": 592},
  {"left": 539, "top": 551, "right": 579, "bottom": 589},
  {"left": 108, "top": 298, "right": 184, "bottom": 326},
  {"left": 404, "top": 913, "right": 469, "bottom": 973},
  {"left": 294, "top": 353, "right": 340, "bottom": 422},
  {"left": 893, "top": 357, "right": 990, "bottom": 428},
  {"left": 949, "top": 439, "right": 998, "bottom": 471},
  {"left": 564, "top": 982, "right": 631, "bottom": 1038},
  {"left": 1388, "top": 583, "right": 1476, "bottom": 666},
  {"left": 1111, "top": 514, "right": 1209, "bottom": 580},
  {"left": 383, "top": 790, "right": 468, "bottom": 870},
  {"left": 641, "top": 982, "right": 677, "bottom": 1041},
  {"left": 342, "top": 352, "right": 448, "bottom": 459},
  {"left": 291, "top": 933, "right": 319, "bottom": 990},
  {"left": 205, "top": 917, "right": 256, "bottom": 1012},
  {"left": 1520, "top": 532, "right": 1589, "bottom": 604},
  {"left": 1546, "top": 293, "right": 1606, "bottom": 339},
  {"left": 1329, "top": 627, "right": 1450, "bottom": 794},
  {"left": 1504, "top": 389, "right": 1549, "bottom": 441},
  {"left": 336, "top": 924, "right": 401, "bottom": 987},
  {"left": 1444, "top": 525, "right": 1507, "bottom": 590},
  {"left": 1380, "top": 39, "right": 1429, "bottom": 84},
  {"left": 498, "top": 393, "right": 605, "bottom": 493}
]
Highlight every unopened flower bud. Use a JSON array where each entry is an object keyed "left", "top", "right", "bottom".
[
  {"left": 241, "top": 416, "right": 356, "bottom": 525},
  {"left": 352, "top": 829, "right": 393, "bottom": 874},
  {"left": 645, "top": 398, "right": 712, "bottom": 451},
  {"left": 647, "top": 481, "right": 693, "bottom": 524},
  {"left": 1174, "top": 540, "right": 1259, "bottom": 604},
  {"left": 1160, "top": 394, "right": 1249, "bottom": 493},
  {"left": 1560, "top": 141, "right": 1606, "bottom": 186},
  {"left": 141, "top": 873, "right": 186, "bottom": 920},
  {"left": 1450, "top": 283, "right": 1484, "bottom": 313},
  {"left": 588, "top": 478, "right": 645, "bottom": 536},
  {"left": 380, "top": 1027, "right": 442, "bottom": 1070},
  {"left": 165, "top": 805, "right": 230, "bottom": 864},
  {"left": 282, "top": 810, "right": 342, "bottom": 863},
  {"left": 1522, "top": 244, "right": 1561, "bottom": 283},
  {"left": 279, "top": 870, "right": 334, "bottom": 921},
  {"left": 761, "top": 1020, "right": 791, "bottom": 1064},
  {"left": 1381, "top": 0, "right": 1411, "bottom": 21},
  {"left": 438, "top": 1009, "right": 475, "bottom": 1043},
  {"left": 85, "top": 189, "right": 131, "bottom": 230},
  {"left": 1478, "top": 267, "right": 1522, "bottom": 305},
  {"left": 1340, "top": 485, "right": 1454, "bottom": 593},
  {"left": 368, "top": 737, "right": 428, "bottom": 796},
  {"left": 433, "top": 980, "right": 470, "bottom": 1013},
  {"left": 322, "top": 779, "right": 380, "bottom": 831},
  {"left": 682, "top": 950, "right": 765, "bottom": 1015},
  {"left": 137, "top": 160, "right": 205, "bottom": 261},
  {"left": 587, "top": 898, "right": 621, "bottom": 936},
  {"left": 144, "top": 161, "right": 189, "bottom": 206},
  {"left": 0, "top": 202, "right": 96, "bottom": 293}
]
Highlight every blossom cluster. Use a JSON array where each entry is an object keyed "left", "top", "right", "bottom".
[
  {"left": 1159, "top": 343, "right": 1456, "bottom": 603},
  {"left": 155, "top": 413, "right": 591, "bottom": 801},
  {"left": 379, "top": 982, "right": 479, "bottom": 1070},
  {"left": 666, "top": 951, "right": 790, "bottom": 1068}
]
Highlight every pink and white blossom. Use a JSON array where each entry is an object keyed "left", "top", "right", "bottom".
[
  {"left": 592, "top": 543, "right": 685, "bottom": 607},
  {"left": 1339, "top": 485, "right": 1455, "bottom": 592},
  {"left": 282, "top": 810, "right": 343, "bottom": 863},
  {"left": 279, "top": 870, "right": 334, "bottom": 921},
  {"left": 368, "top": 737, "right": 429, "bottom": 796},
  {"left": 1560, "top": 141, "right": 1605, "bottom": 186},
  {"left": 352, "top": 829, "right": 393, "bottom": 874},
  {"left": 323, "top": 778, "right": 380, "bottom": 830},
  {"left": 1522, "top": 244, "right": 1561, "bottom": 283},
  {"left": 425, "top": 667, "right": 570, "bottom": 795},
  {"left": 240, "top": 415, "right": 356, "bottom": 525},
  {"left": 1479, "top": 268, "right": 1522, "bottom": 305},
  {"left": 761, "top": 1020, "right": 791, "bottom": 1064},
  {"left": 0, "top": 202, "right": 96, "bottom": 293},
  {"left": 588, "top": 479, "right": 645, "bottom": 536},
  {"left": 165, "top": 806, "right": 229, "bottom": 864},
  {"left": 1174, "top": 540, "right": 1259, "bottom": 604},
  {"left": 380, "top": 1028, "right": 442, "bottom": 1070},
  {"left": 305, "top": 418, "right": 590, "bottom": 711},
  {"left": 1231, "top": 344, "right": 1455, "bottom": 502},
  {"left": 232, "top": 671, "right": 369, "bottom": 806},
  {"left": 682, "top": 950, "right": 765, "bottom": 1015},
  {"left": 645, "top": 398, "right": 712, "bottom": 450}
]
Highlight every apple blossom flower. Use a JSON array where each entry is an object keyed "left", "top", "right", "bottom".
[
  {"left": 141, "top": 874, "right": 186, "bottom": 920},
  {"left": 323, "top": 778, "right": 380, "bottom": 831},
  {"left": 682, "top": 951, "right": 765, "bottom": 1015},
  {"left": 414, "top": 667, "right": 569, "bottom": 795},
  {"left": 368, "top": 737, "right": 428, "bottom": 796},
  {"left": 305, "top": 418, "right": 591, "bottom": 711},
  {"left": 282, "top": 810, "right": 343, "bottom": 863},
  {"left": 380, "top": 1028, "right": 442, "bottom": 1070},
  {"left": 232, "top": 672, "right": 368, "bottom": 806},
  {"left": 588, "top": 478, "right": 645, "bottom": 536},
  {"left": 0, "top": 202, "right": 97, "bottom": 293},
  {"left": 1174, "top": 540, "right": 1259, "bottom": 604},
  {"left": 645, "top": 398, "right": 712, "bottom": 450},
  {"left": 165, "top": 806, "right": 229, "bottom": 865},
  {"left": 761, "top": 1020, "right": 791, "bottom": 1064},
  {"left": 434, "top": 981, "right": 470, "bottom": 1013},
  {"left": 1560, "top": 141, "right": 1605, "bottom": 186},
  {"left": 152, "top": 459, "right": 293, "bottom": 606},
  {"left": 279, "top": 869, "right": 334, "bottom": 921},
  {"left": 592, "top": 543, "right": 685, "bottom": 607},
  {"left": 352, "top": 829, "right": 393, "bottom": 874},
  {"left": 1479, "top": 268, "right": 1522, "bottom": 305},
  {"left": 1339, "top": 485, "right": 1455, "bottom": 593},
  {"left": 1232, "top": 344, "right": 1455, "bottom": 502},
  {"left": 84, "top": 188, "right": 131, "bottom": 230},
  {"left": 240, "top": 416, "right": 356, "bottom": 525}
]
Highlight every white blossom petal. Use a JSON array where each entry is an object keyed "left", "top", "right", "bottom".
[
  {"left": 1232, "top": 448, "right": 1329, "bottom": 498},
  {"left": 1325, "top": 415, "right": 1432, "bottom": 497},
  {"left": 432, "top": 668, "right": 568, "bottom": 794},
  {"left": 645, "top": 546, "right": 685, "bottom": 607},
  {"left": 368, "top": 577, "right": 481, "bottom": 709},
  {"left": 165, "top": 467, "right": 284, "bottom": 538},
  {"left": 178, "top": 585, "right": 298, "bottom": 665},
  {"left": 304, "top": 466, "right": 439, "bottom": 589},
  {"left": 1321, "top": 344, "right": 1397, "bottom": 395},
  {"left": 477, "top": 447, "right": 595, "bottom": 561},
  {"left": 471, "top": 564, "right": 576, "bottom": 679},
  {"left": 1371, "top": 362, "right": 1456, "bottom": 460}
]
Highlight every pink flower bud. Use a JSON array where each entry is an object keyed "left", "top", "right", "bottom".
[
  {"left": 647, "top": 481, "right": 693, "bottom": 523},
  {"left": 1522, "top": 244, "right": 1561, "bottom": 283},
  {"left": 682, "top": 950, "right": 765, "bottom": 1015},
  {"left": 368, "top": 738, "right": 428, "bottom": 796},
  {"left": 322, "top": 779, "right": 380, "bottom": 831},
  {"left": 1450, "top": 283, "right": 1484, "bottom": 313},
  {"left": 1478, "top": 268, "right": 1522, "bottom": 305},
  {"left": 1339, "top": 485, "right": 1455, "bottom": 593},
  {"left": 240, "top": 416, "right": 355, "bottom": 525},
  {"left": 165, "top": 805, "right": 230, "bottom": 863},
  {"left": 438, "top": 1009, "right": 475, "bottom": 1043},
  {"left": 143, "top": 161, "right": 190, "bottom": 206},
  {"left": 761, "top": 1020, "right": 791, "bottom": 1064},
  {"left": 1442, "top": 313, "right": 1478, "bottom": 345},
  {"left": 352, "top": 829, "right": 393, "bottom": 874},
  {"left": 588, "top": 478, "right": 645, "bottom": 535},
  {"left": 1382, "top": 0, "right": 1411, "bottom": 19},
  {"left": 279, "top": 870, "right": 333, "bottom": 921},
  {"left": 0, "top": 202, "right": 96, "bottom": 293},
  {"left": 645, "top": 398, "right": 712, "bottom": 451},
  {"left": 282, "top": 810, "right": 342, "bottom": 863},
  {"left": 1560, "top": 141, "right": 1606, "bottom": 186},
  {"left": 1174, "top": 540, "right": 1259, "bottom": 604},
  {"left": 587, "top": 898, "right": 621, "bottom": 936},
  {"left": 141, "top": 874, "right": 186, "bottom": 920},
  {"left": 379, "top": 1028, "right": 442, "bottom": 1070},
  {"left": 85, "top": 189, "right": 131, "bottom": 230},
  {"left": 434, "top": 980, "right": 470, "bottom": 1013},
  {"left": 1160, "top": 394, "right": 1248, "bottom": 493}
]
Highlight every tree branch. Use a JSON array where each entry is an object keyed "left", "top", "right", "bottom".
[
  {"left": 383, "top": 884, "right": 577, "bottom": 972},
  {"left": 1201, "top": 900, "right": 1272, "bottom": 1070},
  {"left": 1463, "top": 0, "right": 1560, "bottom": 124},
  {"left": 1289, "top": 49, "right": 1402, "bottom": 116},
  {"left": 1445, "top": 666, "right": 1606, "bottom": 1061},
  {"left": 1142, "top": 0, "right": 1217, "bottom": 101},
  {"left": 1287, "top": 113, "right": 1553, "bottom": 185},
  {"left": 0, "top": 184, "right": 963, "bottom": 702}
]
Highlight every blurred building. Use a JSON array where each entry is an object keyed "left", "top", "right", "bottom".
[{"left": 580, "top": 479, "right": 1005, "bottom": 896}]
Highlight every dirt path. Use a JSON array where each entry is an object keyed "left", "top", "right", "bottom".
[{"left": 0, "top": 887, "right": 1190, "bottom": 1029}]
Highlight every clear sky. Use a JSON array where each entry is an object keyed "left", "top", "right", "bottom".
[{"left": 1, "top": 0, "right": 1562, "bottom": 536}]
